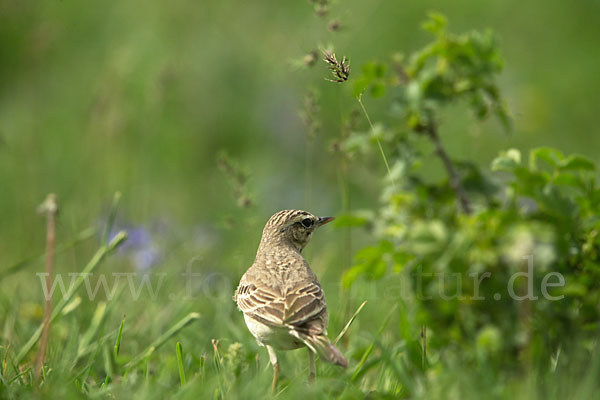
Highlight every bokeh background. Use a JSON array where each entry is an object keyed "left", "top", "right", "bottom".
[
  {"left": 2, "top": 0, "right": 600, "bottom": 250},
  {"left": 1, "top": 0, "right": 599, "bottom": 397}
]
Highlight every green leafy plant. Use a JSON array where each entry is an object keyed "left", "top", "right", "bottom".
[{"left": 338, "top": 13, "right": 599, "bottom": 377}]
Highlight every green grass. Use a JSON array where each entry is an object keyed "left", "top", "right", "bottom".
[
  {"left": 0, "top": 190, "right": 598, "bottom": 398},
  {"left": 2, "top": 222, "right": 597, "bottom": 399}
]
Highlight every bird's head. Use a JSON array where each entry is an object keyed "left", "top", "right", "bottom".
[{"left": 260, "top": 209, "right": 334, "bottom": 252}]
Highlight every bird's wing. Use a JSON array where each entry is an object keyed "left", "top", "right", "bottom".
[
  {"left": 236, "top": 276, "right": 326, "bottom": 332},
  {"left": 281, "top": 281, "right": 327, "bottom": 332},
  {"left": 236, "top": 281, "right": 286, "bottom": 326}
]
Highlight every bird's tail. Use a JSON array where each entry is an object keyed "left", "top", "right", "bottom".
[{"left": 297, "top": 333, "right": 348, "bottom": 368}]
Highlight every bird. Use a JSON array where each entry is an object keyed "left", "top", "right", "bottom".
[{"left": 234, "top": 209, "right": 348, "bottom": 392}]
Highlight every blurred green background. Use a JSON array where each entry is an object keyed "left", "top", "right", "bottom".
[
  {"left": 2, "top": 0, "right": 599, "bottom": 257},
  {"left": 1, "top": 0, "right": 599, "bottom": 397}
]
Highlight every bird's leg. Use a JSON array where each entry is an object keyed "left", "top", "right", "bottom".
[
  {"left": 267, "top": 345, "right": 279, "bottom": 393},
  {"left": 308, "top": 349, "right": 316, "bottom": 383},
  {"left": 272, "top": 361, "right": 280, "bottom": 393}
]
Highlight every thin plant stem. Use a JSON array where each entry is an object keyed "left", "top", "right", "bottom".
[
  {"left": 423, "top": 118, "right": 472, "bottom": 214},
  {"left": 357, "top": 94, "right": 396, "bottom": 189},
  {"left": 15, "top": 231, "right": 127, "bottom": 365},
  {"left": 420, "top": 324, "right": 427, "bottom": 370},
  {"left": 305, "top": 136, "right": 313, "bottom": 210},
  {"left": 35, "top": 194, "right": 58, "bottom": 380}
]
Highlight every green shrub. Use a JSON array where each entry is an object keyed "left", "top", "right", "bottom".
[{"left": 340, "top": 13, "right": 600, "bottom": 371}]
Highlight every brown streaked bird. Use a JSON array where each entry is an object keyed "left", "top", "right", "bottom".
[{"left": 234, "top": 209, "right": 347, "bottom": 391}]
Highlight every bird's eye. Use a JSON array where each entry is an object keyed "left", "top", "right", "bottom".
[{"left": 301, "top": 218, "right": 313, "bottom": 228}]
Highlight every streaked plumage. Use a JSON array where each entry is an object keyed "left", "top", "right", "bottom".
[{"left": 234, "top": 209, "right": 347, "bottom": 390}]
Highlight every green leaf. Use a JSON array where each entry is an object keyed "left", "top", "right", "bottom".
[
  {"left": 491, "top": 148, "right": 521, "bottom": 171},
  {"left": 361, "top": 61, "right": 387, "bottom": 79},
  {"left": 368, "top": 123, "right": 389, "bottom": 141},
  {"left": 354, "top": 62, "right": 388, "bottom": 98},
  {"left": 370, "top": 82, "right": 386, "bottom": 98},
  {"left": 421, "top": 12, "right": 448, "bottom": 36},
  {"left": 494, "top": 102, "right": 512, "bottom": 132},
  {"left": 342, "top": 264, "right": 367, "bottom": 288},
  {"left": 374, "top": 63, "right": 388, "bottom": 80},
  {"left": 558, "top": 155, "right": 595, "bottom": 171},
  {"left": 344, "top": 241, "right": 393, "bottom": 286},
  {"left": 553, "top": 173, "right": 585, "bottom": 190},
  {"left": 393, "top": 252, "right": 415, "bottom": 272},
  {"left": 352, "top": 76, "right": 371, "bottom": 97},
  {"left": 366, "top": 259, "right": 387, "bottom": 280},
  {"left": 341, "top": 132, "right": 370, "bottom": 154},
  {"left": 513, "top": 167, "right": 549, "bottom": 192},
  {"left": 538, "top": 185, "right": 577, "bottom": 219},
  {"left": 406, "top": 80, "right": 422, "bottom": 106},
  {"left": 354, "top": 245, "right": 384, "bottom": 262},
  {"left": 407, "top": 220, "right": 447, "bottom": 255},
  {"left": 530, "top": 147, "right": 564, "bottom": 170}
]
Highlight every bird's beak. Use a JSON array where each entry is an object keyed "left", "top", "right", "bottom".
[{"left": 317, "top": 216, "right": 335, "bottom": 226}]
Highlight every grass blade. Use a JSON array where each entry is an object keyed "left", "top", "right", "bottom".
[
  {"left": 72, "top": 326, "right": 122, "bottom": 363},
  {"left": 7, "top": 367, "right": 31, "bottom": 385},
  {"left": 102, "top": 344, "right": 114, "bottom": 388},
  {"left": 373, "top": 336, "right": 413, "bottom": 393},
  {"left": 123, "top": 312, "right": 200, "bottom": 371},
  {"left": 334, "top": 300, "right": 367, "bottom": 345},
  {"left": 15, "top": 231, "right": 128, "bottom": 365},
  {"left": 0, "top": 360, "right": 5, "bottom": 386},
  {"left": 176, "top": 342, "right": 186, "bottom": 386},
  {"left": 114, "top": 316, "right": 125, "bottom": 358},
  {"left": 102, "top": 192, "right": 122, "bottom": 245},
  {"left": 1, "top": 345, "right": 8, "bottom": 384},
  {"left": 77, "top": 302, "right": 107, "bottom": 358},
  {"left": 73, "top": 285, "right": 125, "bottom": 368},
  {"left": 351, "top": 304, "right": 397, "bottom": 382},
  {"left": 211, "top": 339, "right": 224, "bottom": 398}
]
